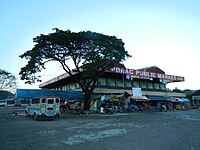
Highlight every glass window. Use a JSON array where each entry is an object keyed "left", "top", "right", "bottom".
[
  {"left": 98, "top": 78, "right": 106, "bottom": 85},
  {"left": 125, "top": 81, "right": 131, "bottom": 87},
  {"left": 66, "top": 85, "right": 70, "bottom": 89},
  {"left": 41, "top": 98, "right": 46, "bottom": 103},
  {"left": 7, "top": 100, "right": 15, "bottom": 104},
  {"left": 70, "top": 83, "right": 76, "bottom": 89},
  {"left": 154, "top": 83, "right": 159, "bottom": 89},
  {"left": 76, "top": 83, "right": 80, "bottom": 88},
  {"left": 133, "top": 81, "right": 139, "bottom": 88},
  {"left": 48, "top": 99, "right": 54, "bottom": 104},
  {"left": 148, "top": 82, "right": 153, "bottom": 89},
  {"left": 55, "top": 98, "right": 60, "bottom": 104},
  {"left": 140, "top": 81, "right": 146, "bottom": 88},
  {"left": 160, "top": 84, "right": 165, "bottom": 90},
  {"left": 107, "top": 79, "right": 115, "bottom": 86},
  {"left": 32, "top": 98, "right": 39, "bottom": 104},
  {"left": 116, "top": 79, "right": 123, "bottom": 87}
]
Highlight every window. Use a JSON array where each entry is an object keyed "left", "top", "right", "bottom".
[
  {"left": 76, "top": 82, "right": 80, "bottom": 89},
  {"left": 41, "top": 98, "right": 46, "bottom": 103},
  {"left": 116, "top": 79, "right": 123, "bottom": 87},
  {"left": 7, "top": 100, "right": 14, "bottom": 104},
  {"left": 62, "top": 85, "right": 66, "bottom": 90},
  {"left": 70, "top": 83, "right": 76, "bottom": 89},
  {"left": 66, "top": 85, "right": 70, "bottom": 90},
  {"left": 148, "top": 82, "right": 153, "bottom": 89},
  {"left": 48, "top": 99, "right": 54, "bottom": 104},
  {"left": 140, "top": 81, "right": 146, "bottom": 88},
  {"left": 160, "top": 84, "right": 165, "bottom": 90},
  {"left": 125, "top": 81, "right": 131, "bottom": 87},
  {"left": 133, "top": 81, "right": 139, "bottom": 88},
  {"left": 32, "top": 98, "right": 40, "bottom": 104},
  {"left": 55, "top": 98, "right": 60, "bottom": 104},
  {"left": 154, "top": 83, "right": 159, "bottom": 89},
  {"left": 107, "top": 79, "right": 115, "bottom": 86},
  {"left": 98, "top": 78, "right": 106, "bottom": 85}
]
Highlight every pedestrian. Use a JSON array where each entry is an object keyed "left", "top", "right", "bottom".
[{"left": 100, "top": 106, "right": 104, "bottom": 114}]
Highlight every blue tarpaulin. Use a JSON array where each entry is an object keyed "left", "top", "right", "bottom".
[{"left": 15, "top": 89, "right": 84, "bottom": 100}]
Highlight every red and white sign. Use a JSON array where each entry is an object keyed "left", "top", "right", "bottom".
[{"left": 109, "top": 67, "right": 184, "bottom": 82}]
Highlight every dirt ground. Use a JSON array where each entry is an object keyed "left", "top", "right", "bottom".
[{"left": 0, "top": 107, "right": 200, "bottom": 150}]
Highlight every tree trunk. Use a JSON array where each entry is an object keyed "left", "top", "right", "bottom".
[{"left": 83, "top": 90, "right": 91, "bottom": 110}]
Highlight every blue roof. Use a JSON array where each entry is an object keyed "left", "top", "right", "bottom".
[{"left": 16, "top": 89, "right": 84, "bottom": 100}]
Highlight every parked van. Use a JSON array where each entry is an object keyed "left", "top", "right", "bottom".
[
  {"left": 0, "top": 100, "right": 7, "bottom": 106},
  {"left": 6, "top": 99, "right": 15, "bottom": 106},
  {"left": 25, "top": 96, "right": 61, "bottom": 120}
]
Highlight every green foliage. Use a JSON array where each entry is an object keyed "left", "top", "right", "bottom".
[
  {"left": 19, "top": 29, "right": 131, "bottom": 83},
  {"left": 19, "top": 28, "right": 131, "bottom": 110},
  {"left": 172, "top": 88, "right": 183, "bottom": 93},
  {"left": 0, "top": 69, "right": 17, "bottom": 92},
  {"left": 172, "top": 88, "right": 195, "bottom": 98},
  {"left": 0, "top": 90, "right": 14, "bottom": 100},
  {"left": 183, "top": 89, "right": 194, "bottom": 97}
]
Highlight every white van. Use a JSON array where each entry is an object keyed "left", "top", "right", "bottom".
[
  {"left": 0, "top": 100, "right": 7, "bottom": 106},
  {"left": 25, "top": 96, "right": 61, "bottom": 120}
]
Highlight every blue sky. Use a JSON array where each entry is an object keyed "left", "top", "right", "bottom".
[{"left": 1, "top": 0, "right": 200, "bottom": 90}]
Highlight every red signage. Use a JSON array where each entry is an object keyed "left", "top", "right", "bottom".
[{"left": 109, "top": 67, "right": 184, "bottom": 83}]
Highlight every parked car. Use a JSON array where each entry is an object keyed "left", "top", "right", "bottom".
[
  {"left": 0, "top": 100, "right": 7, "bottom": 106},
  {"left": 25, "top": 96, "right": 61, "bottom": 120}
]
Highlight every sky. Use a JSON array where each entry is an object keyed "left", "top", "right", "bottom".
[{"left": 0, "top": 0, "right": 200, "bottom": 91}]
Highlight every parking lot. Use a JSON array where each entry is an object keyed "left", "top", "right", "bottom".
[{"left": 0, "top": 106, "right": 200, "bottom": 150}]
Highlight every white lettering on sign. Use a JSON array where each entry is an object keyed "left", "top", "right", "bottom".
[
  {"left": 110, "top": 67, "right": 184, "bottom": 82},
  {"left": 136, "top": 70, "right": 140, "bottom": 75},
  {"left": 129, "top": 69, "right": 134, "bottom": 74},
  {"left": 111, "top": 67, "right": 135, "bottom": 75}
]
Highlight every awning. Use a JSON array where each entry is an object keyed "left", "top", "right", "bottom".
[
  {"left": 110, "top": 94, "right": 124, "bottom": 101},
  {"left": 130, "top": 96, "right": 148, "bottom": 100},
  {"left": 16, "top": 89, "right": 84, "bottom": 100},
  {"left": 171, "top": 98, "right": 190, "bottom": 102},
  {"left": 147, "top": 96, "right": 169, "bottom": 102},
  {"left": 130, "top": 96, "right": 149, "bottom": 102}
]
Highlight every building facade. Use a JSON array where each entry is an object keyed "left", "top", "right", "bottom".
[{"left": 39, "top": 65, "right": 186, "bottom": 98}]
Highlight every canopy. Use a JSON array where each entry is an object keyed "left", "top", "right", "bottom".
[
  {"left": 15, "top": 89, "right": 84, "bottom": 100},
  {"left": 147, "top": 95, "right": 169, "bottom": 102},
  {"left": 99, "top": 93, "right": 126, "bottom": 102},
  {"left": 130, "top": 96, "right": 149, "bottom": 102},
  {"left": 171, "top": 98, "right": 190, "bottom": 103},
  {"left": 130, "top": 96, "right": 148, "bottom": 100}
]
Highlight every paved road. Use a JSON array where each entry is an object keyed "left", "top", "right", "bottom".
[{"left": 0, "top": 107, "right": 200, "bottom": 150}]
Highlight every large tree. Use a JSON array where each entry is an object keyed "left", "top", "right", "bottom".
[
  {"left": 0, "top": 90, "right": 14, "bottom": 100},
  {"left": 19, "top": 29, "right": 131, "bottom": 110},
  {"left": 0, "top": 69, "right": 17, "bottom": 93}
]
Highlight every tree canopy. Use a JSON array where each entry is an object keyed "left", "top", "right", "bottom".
[
  {"left": 19, "top": 28, "right": 131, "bottom": 110},
  {"left": 0, "top": 90, "right": 14, "bottom": 100},
  {"left": 0, "top": 69, "right": 17, "bottom": 93}
]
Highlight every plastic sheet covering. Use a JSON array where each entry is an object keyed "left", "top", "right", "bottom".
[{"left": 15, "top": 89, "right": 84, "bottom": 100}]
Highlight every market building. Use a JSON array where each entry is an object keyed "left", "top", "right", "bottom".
[
  {"left": 39, "top": 65, "right": 186, "bottom": 100},
  {"left": 38, "top": 65, "right": 187, "bottom": 112}
]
